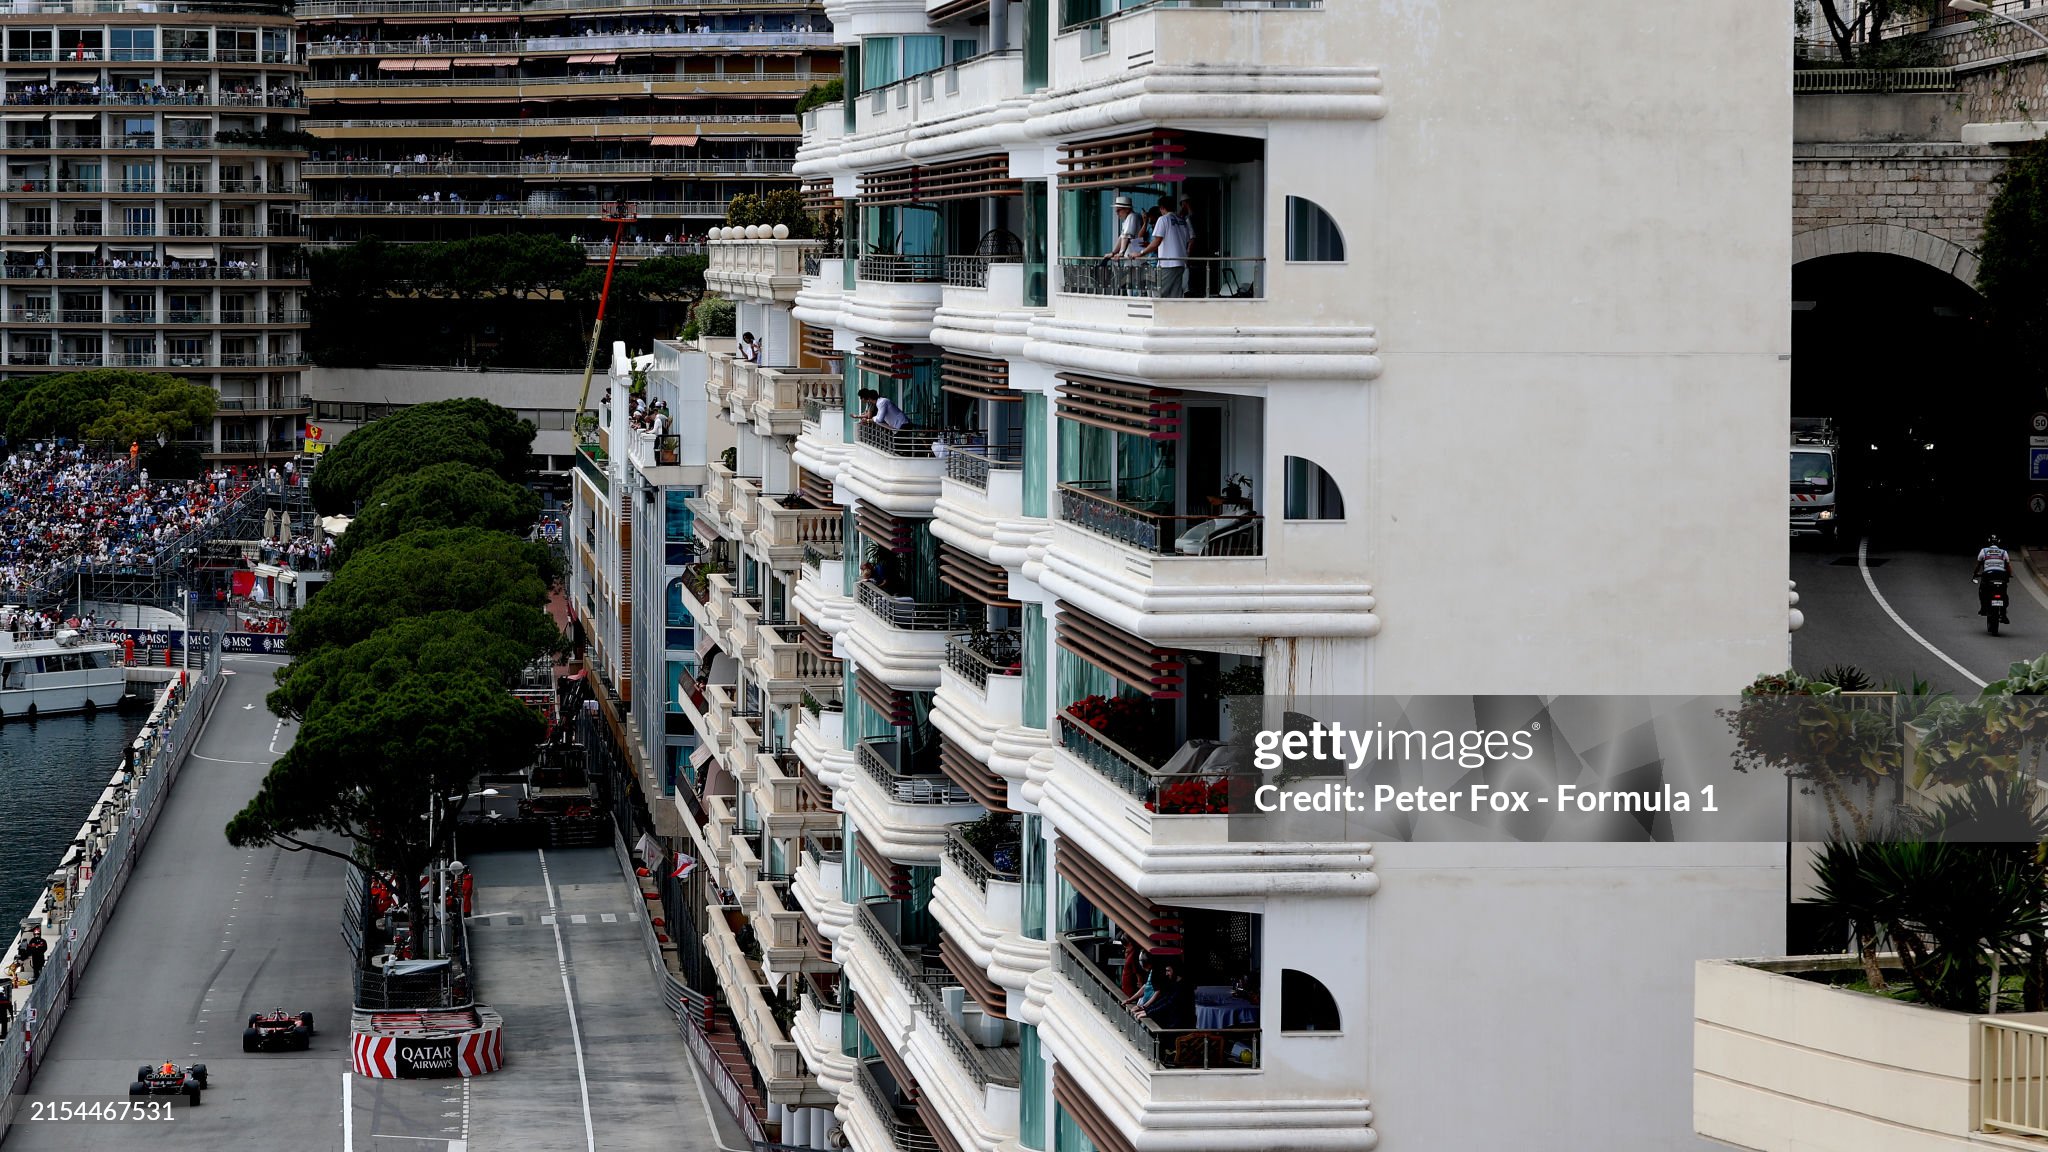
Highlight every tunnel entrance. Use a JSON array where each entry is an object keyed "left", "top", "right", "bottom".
[{"left": 1792, "top": 250, "right": 2031, "bottom": 550}]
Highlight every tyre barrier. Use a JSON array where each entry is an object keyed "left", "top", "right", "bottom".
[{"left": 349, "top": 1006, "right": 504, "bottom": 1078}]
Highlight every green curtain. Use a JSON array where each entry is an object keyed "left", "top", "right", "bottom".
[
  {"left": 1024, "top": 0, "right": 1048, "bottom": 91},
  {"left": 1058, "top": 418, "right": 1111, "bottom": 491},
  {"left": 861, "top": 36, "right": 898, "bottom": 89},
  {"left": 1022, "top": 603, "right": 1046, "bottom": 729},
  {"left": 909, "top": 519, "right": 943, "bottom": 602},
  {"left": 903, "top": 864, "right": 939, "bottom": 946},
  {"left": 1057, "top": 647, "right": 1119, "bottom": 715},
  {"left": 1019, "top": 1024, "right": 1048, "bottom": 1150},
  {"left": 1021, "top": 814, "right": 1046, "bottom": 941},
  {"left": 902, "top": 33, "right": 944, "bottom": 77},
  {"left": 1118, "top": 432, "right": 1174, "bottom": 510},
  {"left": 1023, "top": 392, "right": 1049, "bottom": 516},
  {"left": 1054, "top": 1107, "right": 1099, "bottom": 1152},
  {"left": 842, "top": 506, "right": 858, "bottom": 597}
]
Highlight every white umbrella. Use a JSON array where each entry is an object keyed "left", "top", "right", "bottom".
[
  {"left": 262, "top": 508, "right": 278, "bottom": 541},
  {"left": 279, "top": 512, "right": 293, "bottom": 546}
]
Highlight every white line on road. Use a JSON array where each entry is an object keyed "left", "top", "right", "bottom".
[
  {"left": 343, "top": 1070, "right": 354, "bottom": 1152},
  {"left": 188, "top": 752, "right": 263, "bottom": 765},
  {"left": 1858, "top": 536, "right": 1988, "bottom": 690},
  {"left": 538, "top": 849, "right": 598, "bottom": 1152}
]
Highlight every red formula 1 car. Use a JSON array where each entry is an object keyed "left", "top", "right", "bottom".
[
  {"left": 129, "top": 1061, "right": 207, "bottom": 1105},
  {"left": 243, "top": 1008, "right": 315, "bottom": 1052}
]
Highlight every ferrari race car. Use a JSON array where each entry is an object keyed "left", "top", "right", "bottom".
[
  {"left": 244, "top": 1009, "right": 315, "bottom": 1052},
  {"left": 129, "top": 1061, "right": 207, "bottom": 1105}
]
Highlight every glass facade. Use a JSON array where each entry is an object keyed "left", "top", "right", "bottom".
[
  {"left": 1021, "top": 813, "right": 1047, "bottom": 940},
  {"left": 1019, "top": 1023, "right": 1048, "bottom": 1149}
]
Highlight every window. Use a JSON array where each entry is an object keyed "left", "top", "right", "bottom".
[
  {"left": 1021, "top": 814, "right": 1045, "bottom": 939},
  {"left": 110, "top": 28, "right": 155, "bottom": 61},
  {"left": 1283, "top": 456, "right": 1345, "bottom": 520},
  {"left": 952, "top": 38, "right": 978, "bottom": 63},
  {"left": 1019, "top": 1024, "right": 1048, "bottom": 1150},
  {"left": 1280, "top": 969, "right": 1341, "bottom": 1032},
  {"left": 1285, "top": 196, "right": 1345, "bottom": 262},
  {"left": 860, "top": 36, "right": 897, "bottom": 90}
]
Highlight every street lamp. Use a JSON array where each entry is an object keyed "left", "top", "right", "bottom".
[
  {"left": 426, "top": 789, "right": 498, "bottom": 959},
  {"left": 1952, "top": 0, "right": 2048, "bottom": 49}
]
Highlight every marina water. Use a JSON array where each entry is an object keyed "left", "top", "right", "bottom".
[{"left": 0, "top": 709, "right": 146, "bottom": 930}]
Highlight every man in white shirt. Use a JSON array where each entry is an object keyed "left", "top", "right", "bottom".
[
  {"left": 872, "top": 395, "right": 910, "bottom": 431},
  {"left": 1138, "top": 201, "right": 1195, "bottom": 298}
]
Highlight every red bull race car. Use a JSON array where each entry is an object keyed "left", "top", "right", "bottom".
[
  {"left": 129, "top": 1061, "right": 206, "bottom": 1105},
  {"left": 243, "top": 1009, "right": 315, "bottom": 1052}
]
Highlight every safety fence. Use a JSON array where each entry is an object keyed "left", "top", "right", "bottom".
[{"left": 0, "top": 633, "right": 225, "bottom": 1139}]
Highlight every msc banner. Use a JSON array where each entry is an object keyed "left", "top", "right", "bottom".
[
  {"left": 219, "top": 633, "right": 290, "bottom": 655},
  {"left": 1168, "top": 694, "right": 2048, "bottom": 843}
]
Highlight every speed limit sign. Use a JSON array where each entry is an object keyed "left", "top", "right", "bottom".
[{"left": 2033, "top": 412, "right": 2048, "bottom": 433}]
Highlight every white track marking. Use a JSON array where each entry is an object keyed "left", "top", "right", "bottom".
[
  {"left": 342, "top": 1071, "right": 354, "bottom": 1152},
  {"left": 538, "top": 849, "right": 597, "bottom": 1152},
  {"left": 1858, "top": 537, "right": 1987, "bottom": 689}
]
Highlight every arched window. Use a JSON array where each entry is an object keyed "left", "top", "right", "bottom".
[
  {"left": 1281, "top": 968, "right": 1342, "bottom": 1032},
  {"left": 1285, "top": 196, "right": 1345, "bottom": 263},
  {"left": 1283, "top": 456, "right": 1345, "bottom": 520}
]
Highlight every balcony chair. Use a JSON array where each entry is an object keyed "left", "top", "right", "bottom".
[{"left": 975, "top": 228, "right": 1022, "bottom": 259}]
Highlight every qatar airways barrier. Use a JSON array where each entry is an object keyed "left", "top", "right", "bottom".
[{"left": 350, "top": 1007, "right": 504, "bottom": 1079}]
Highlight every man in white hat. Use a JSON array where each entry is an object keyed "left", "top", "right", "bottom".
[{"left": 1106, "top": 194, "right": 1143, "bottom": 293}]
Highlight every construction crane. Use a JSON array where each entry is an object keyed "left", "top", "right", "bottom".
[{"left": 573, "top": 199, "right": 638, "bottom": 441}]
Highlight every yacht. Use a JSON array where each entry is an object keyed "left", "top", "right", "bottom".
[{"left": 0, "top": 627, "right": 126, "bottom": 719}]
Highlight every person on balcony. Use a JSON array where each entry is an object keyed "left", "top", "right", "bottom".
[
  {"left": 1133, "top": 961, "right": 1193, "bottom": 1029},
  {"left": 737, "top": 332, "right": 760, "bottom": 363}
]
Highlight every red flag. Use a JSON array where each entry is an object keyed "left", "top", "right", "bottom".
[{"left": 671, "top": 853, "right": 696, "bottom": 881}]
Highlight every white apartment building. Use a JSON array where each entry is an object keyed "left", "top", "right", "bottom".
[{"left": 668, "top": 3, "right": 1794, "bottom": 1151}]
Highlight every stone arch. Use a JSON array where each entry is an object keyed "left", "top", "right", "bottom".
[{"left": 1792, "top": 223, "right": 1980, "bottom": 287}]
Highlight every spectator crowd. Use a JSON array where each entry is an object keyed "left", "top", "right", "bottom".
[{"left": 0, "top": 442, "right": 249, "bottom": 597}]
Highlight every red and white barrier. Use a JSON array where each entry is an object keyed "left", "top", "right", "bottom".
[{"left": 350, "top": 1006, "right": 503, "bottom": 1079}]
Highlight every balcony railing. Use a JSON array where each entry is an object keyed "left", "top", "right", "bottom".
[
  {"left": 856, "top": 252, "right": 944, "bottom": 283},
  {"left": 855, "top": 904, "right": 1019, "bottom": 1088},
  {"left": 854, "top": 419, "right": 942, "bottom": 459},
  {"left": 856, "top": 581, "right": 978, "bottom": 633},
  {"left": 304, "top": 199, "right": 728, "bottom": 218},
  {"left": 1057, "top": 932, "right": 1260, "bottom": 1069},
  {"left": 1985, "top": 1017, "right": 2048, "bottom": 1137},
  {"left": 801, "top": 539, "right": 841, "bottom": 571},
  {"left": 1059, "top": 707, "right": 1235, "bottom": 814},
  {"left": 943, "top": 254, "right": 1018, "bottom": 289},
  {"left": 856, "top": 1059, "right": 942, "bottom": 1152},
  {"left": 801, "top": 377, "right": 842, "bottom": 426},
  {"left": 302, "top": 157, "right": 792, "bottom": 179},
  {"left": 856, "top": 739, "right": 972, "bottom": 805},
  {"left": 1056, "top": 256, "right": 1265, "bottom": 300},
  {"left": 944, "top": 822, "right": 1019, "bottom": 894},
  {"left": 945, "top": 630, "right": 1021, "bottom": 692},
  {"left": 945, "top": 442, "right": 1023, "bottom": 492},
  {"left": 303, "top": 113, "right": 795, "bottom": 130},
  {"left": 1059, "top": 483, "right": 1262, "bottom": 557}
]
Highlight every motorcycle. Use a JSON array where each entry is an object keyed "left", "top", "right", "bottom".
[{"left": 1980, "top": 572, "right": 2011, "bottom": 636}]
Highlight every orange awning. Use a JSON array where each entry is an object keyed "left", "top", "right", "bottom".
[
  {"left": 377, "top": 59, "right": 415, "bottom": 72},
  {"left": 650, "top": 134, "right": 698, "bottom": 146},
  {"left": 565, "top": 53, "right": 593, "bottom": 63},
  {"left": 585, "top": 53, "right": 618, "bottom": 64},
  {"left": 409, "top": 58, "right": 453, "bottom": 70}
]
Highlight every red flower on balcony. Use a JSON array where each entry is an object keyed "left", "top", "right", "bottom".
[
  {"left": 1067, "top": 693, "right": 1154, "bottom": 753},
  {"left": 1148, "top": 777, "right": 1231, "bottom": 815}
]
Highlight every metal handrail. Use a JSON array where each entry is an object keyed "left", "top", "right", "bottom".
[
  {"left": 303, "top": 157, "right": 794, "bottom": 177},
  {"left": 1058, "top": 707, "right": 1233, "bottom": 812},
  {"left": 1056, "top": 255, "right": 1266, "bottom": 299},
  {"left": 801, "top": 539, "right": 842, "bottom": 570},
  {"left": 304, "top": 199, "right": 728, "bottom": 217},
  {"left": 944, "top": 823, "right": 1019, "bottom": 892},
  {"left": 854, "top": 419, "right": 942, "bottom": 458},
  {"left": 945, "top": 630, "right": 1021, "bottom": 691},
  {"left": 857, "top": 252, "right": 944, "bottom": 283},
  {"left": 856, "top": 581, "right": 978, "bottom": 632},
  {"left": 856, "top": 739, "right": 972, "bottom": 805},
  {"left": 310, "top": 31, "right": 829, "bottom": 56},
  {"left": 1058, "top": 482, "right": 1263, "bottom": 557},
  {"left": 945, "top": 442, "right": 1023, "bottom": 491},
  {"left": 1056, "top": 932, "right": 1260, "bottom": 1069},
  {"left": 303, "top": 112, "right": 794, "bottom": 129}
]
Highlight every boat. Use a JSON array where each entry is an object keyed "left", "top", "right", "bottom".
[{"left": 0, "top": 627, "right": 127, "bottom": 719}]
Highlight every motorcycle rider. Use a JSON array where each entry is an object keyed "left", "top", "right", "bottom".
[{"left": 1976, "top": 534, "right": 2013, "bottom": 624}]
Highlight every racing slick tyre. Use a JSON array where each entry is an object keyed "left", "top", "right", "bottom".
[
  {"left": 247, "top": 1014, "right": 260, "bottom": 1027},
  {"left": 128, "top": 1082, "right": 146, "bottom": 1096},
  {"left": 243, "top": 1029, "right": 260, "bottom": 1052},
  {"left": 190, "top": 1064, "right": 207, "bottom": 1088},
  {"left": 300, "top": 1012, "right": 314, "bottom": 1033},
  {"left": 135, "top": 1066, "right": 151, "bottom": 1083},
  {"left": 184, "top": 1087, "right": 200, "bottom": 1106},
  {"left": 295, "top": 1029, "right": 312, "bottom": 1051}
]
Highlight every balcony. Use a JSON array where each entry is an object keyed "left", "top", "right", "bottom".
[
  {"left": 1059, "top": 483, "right": 1261, "bottom": 558},
  {"left": 757, "top": 622, "right": 843, "bottom": 703},
  {"left": 703, "top": 901, "right": 820, "bottom": 1106},
  {"left": 1057, "top": 929, "right": 1260, "bottom": 1069},
  {"left": 1056, "top": 255, "right": 1264, "bottom": 300},
  {"left": 705, "top": 237, "right": 822, "bottom": 303},
  {"left": 1693, "top": 955, "right": 2045, "bottom": 1150},
  {"left": 1058, "top": 704, "right": 1237, "bottom": 815},
  {"left": 301, "top": 113, "right": 798, "bottom": 139},
  {"left": 849, "top": 51, "right": 1025, "bottom": 151},
  {"left": 857, "top": 253, "right": 944, "bottom": 284},
  {"left": 749, "top": 366, "right": 842, "bottom": 438},
  {"left": 728, "top": 476, "right": 763, "bottom": 540},
  {"left": 942, "top": 442, "right": 1023, "bottom": 496},
  {"left": 303, "top": 158, "right": 794, "bottom": 179},
  {"left": 944, "top": 630, "right": 1021, "bottom": 696},
  {"left": 625, "top": 430, "right": 684, "bottom": 485},
  {"left": 752, "top": 493, "right": 841, "bottom": 569},
  {"left": 856, "top": 739, "right": 972, "bottom": 807},
  {"left": 302, "top": 199, "right": 730, "bottom": 219},
  {"left": 1051, "top": 0, "right": 1341, "bottom": 97},
  {"left": 856, "top": 581, "right": 978, "bottom": 634},
  {"left": 852, "top": 1058, "right": 942, "bottom": 1152},
  {"left": 753, "top": 871, "right": 818, "bottom": 976},
  {"left": 853, "top": 903, "right": 1019, "bottom": 1089},
  {"left": 753, "top": 746, "right": 835, "bottom": 838}
]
